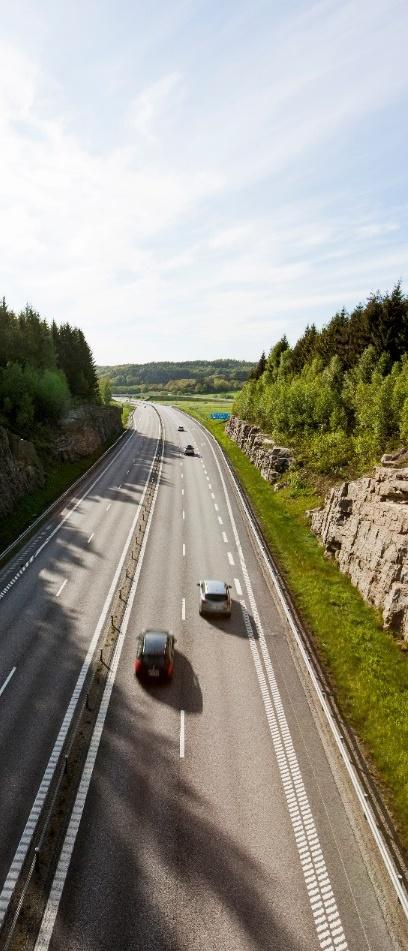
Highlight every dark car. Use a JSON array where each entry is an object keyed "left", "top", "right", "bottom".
[
  {"left": 184, "top": 444, "right": 194, "bottom": 456},
  {"left": 178, "top": 425, "right": 184, "bottom": 432},
  {"left": 134, "top": 630, "right": 175, "bottom": 682}
]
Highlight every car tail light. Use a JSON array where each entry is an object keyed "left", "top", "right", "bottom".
[
  {"left": 134, "top": 658, "right": 142, "bottom": 674},
  {"left": 167, "top": 663, "right": 173, "bottom": 677}
]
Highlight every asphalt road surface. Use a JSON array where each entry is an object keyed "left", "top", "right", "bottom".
[{"left": 1, "top": 404, "right": 405, "bottom": 950}]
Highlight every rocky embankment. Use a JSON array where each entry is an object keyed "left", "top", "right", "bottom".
[
  {"left": 0, "top": 427, "right": 44, "bottom": 519},
  {"left": 0, "top": 405, "right": 122, "bottom": 520},
  {"left": 311, "top": 454, "right": 408, "bottom": 641},
  {"left": 225, "top": 416, "right": 293, "bottom": 482}
]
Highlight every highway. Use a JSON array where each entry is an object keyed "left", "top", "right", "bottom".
[
  {"left": 1, "top": 403, "right": 406, "bottom": 950},
  {"left": 0, "top": 406, "right": 160, "bottom": 915}
]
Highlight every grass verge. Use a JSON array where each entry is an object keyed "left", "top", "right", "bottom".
[
  {"left": 177, "top": 400, "right": 408, "bottom": 849},
  {"left": 0, "top": 431, "right": 123, "bottom": 553}
]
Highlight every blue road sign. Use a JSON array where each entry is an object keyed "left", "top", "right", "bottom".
[{"left": 210, "top": 412, "right": 230, "bottom": 420}]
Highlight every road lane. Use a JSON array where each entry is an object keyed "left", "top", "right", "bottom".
[
  {"left": 35, "top": 404, "right": 403, "bottom": 951},
  {"left": 0, "top": 405, "right": 160, "bottom": 902}
]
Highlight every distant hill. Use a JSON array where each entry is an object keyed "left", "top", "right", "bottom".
[{"left": 97, "top": 359, "right": 255, "bottom": 395}]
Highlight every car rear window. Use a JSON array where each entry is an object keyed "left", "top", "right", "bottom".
[
  {"left": 143, "top": 633, "right": 167, "bottom": 654},
  {"left": 205, "top": 593, "right": 228, "bottom": 602}
]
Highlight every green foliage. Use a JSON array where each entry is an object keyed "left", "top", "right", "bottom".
[
  {"left": 97, "top": 359, "right": 254, "bottom": 394},
  {"left": 99, "top": 376, "right": 113, "bottom": 405},
  {"left": 0, "top": 297, "right": 99, "bottom": 436},
  {"left": 234, "top": 284, "right": 408, "bottom": 473}
]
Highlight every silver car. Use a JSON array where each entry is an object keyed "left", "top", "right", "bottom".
[{"left": 198, "top": 579, "right": 232, "bottom": 617}]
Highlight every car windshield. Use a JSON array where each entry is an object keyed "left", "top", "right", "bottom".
[{"left": 205, "top": 593, "right": 227, "bottom": 602}]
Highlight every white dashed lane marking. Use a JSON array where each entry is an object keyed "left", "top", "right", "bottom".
[
  {"left": 0, "top": 667, "right": 16, "bottom": 698},
  {"left": 183, "top": 544, "right": 186, "bottom": 557},
  {"left": 182, "top": 510, "right": 185, "bottom": 520},
  {"left": 56, "top": 579, "right": 68, "bottom": 598},
  {"left": 87, "top": 533, "right": 94, "bottom": 544},
  {"left": 217, "top": 516, "right": 223, "bottom": 525},
  {"left": 181, "top": 598, "right": 186, "bottom": 621},
  {"left": 222, "top": 532, "right": 228, "bottom": 543},
  {"left": 106, "top": 503, "right": 111, "bottom": 512},
  {"left": 234, "top": 578, "right": 242, "bottom": 596},
  {"left": 180, "top": 710, "right": 185, "bottom": 759},
  {"left": 227, "top": 552, "right": 235, "bottom": 566},
  {"left": 214, "top": 503, "right": 219, "bottom": 511}
]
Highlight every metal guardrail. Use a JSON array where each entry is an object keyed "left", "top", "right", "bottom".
[
  {"left": 0, "top": 409, "right": 163, "bottom": 949},
  {"left": 186, "top": 409, "right": 408, "bottom": 922},
  {"left": 0, "top": 423, "right": 133, "bottom": 571}
]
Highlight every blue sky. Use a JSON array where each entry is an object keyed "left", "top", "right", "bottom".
[{"left": 0, "top": 0, "right": 407, "bottom": 364}]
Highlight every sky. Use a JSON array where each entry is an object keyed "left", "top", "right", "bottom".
[{"left": 0, "top": 0, "right": 407, "bottom": 365}]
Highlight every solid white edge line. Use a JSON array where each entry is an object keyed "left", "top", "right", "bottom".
[
  {"left": 0, "top": 425, "right": 139, "bottom": 604},
  {"left": 34, "top": 429, "right": 165, "bottom": 951},
  {"left": 56, "top": 579, "right": 68, "bottom": 599},
  {"left": 190, "top": 419, "right": 349, "bottom": 950},
  {"left": 0, "top": 666, "right": 16, "bottom": 698},
  {"left": 180, "top": 710, "right": 185, "bottom": 759},
  {"left": 196, "top": 419, "right": 408, "bottom": 921},
  {"left": 0, "top": 423, "right": 161, "bottom": 928}
]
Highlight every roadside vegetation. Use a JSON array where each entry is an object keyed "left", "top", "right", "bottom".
[
  {"left": 235, "top": 283, "right": 408, "bottom": 478},
  {"left": 177, "top": 390, "right": 408, "bottom": 847},
  {"left": 0, "top": 298, "right": 100, "bottom": 437},
  {"left": 0, "top": 435, "right": 122, "bottom": 553},
  {"left": 97, "top": 359, "right": 254, "bottom": 397}
]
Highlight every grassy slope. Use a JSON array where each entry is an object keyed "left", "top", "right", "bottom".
[
  {"left": 176, "top": 400, "right": 408, "bottom": 847},
  {"left": 0, "top": 409, "right": 129, "bottom": 552}
]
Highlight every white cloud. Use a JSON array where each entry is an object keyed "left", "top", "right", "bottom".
[{"left": 0, "top": 1, "right": 407, "bottom": 363}]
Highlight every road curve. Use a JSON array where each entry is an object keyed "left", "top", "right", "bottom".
[{"left": 29, "top": 403, "right": 407, "bottom": 951}]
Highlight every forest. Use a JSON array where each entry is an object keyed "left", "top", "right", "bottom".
[
  {"left": 234, "top": 284, "right": 408, "bottom": 474},
  {"left": 97, "top": 359, "right": 254, "bottom": 394},
  {"left": 0, "top": 299, "right": 99, "bottom": 436}
]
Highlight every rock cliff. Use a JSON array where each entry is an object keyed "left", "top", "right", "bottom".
[
  {"left": 311, "top": 465, "right": 408, "bottom": 641},
  {"left": 0, "top": 405, "right": 123, "bottom": 522},
  {"left": 0, "top": 427, "right": 44, "bottom": 519},
  {"left": 225, "top": 416, "right": 293, "bottom": 483},
  {"left": 56, "top": 405, "right": 122, "bottom": 460}
]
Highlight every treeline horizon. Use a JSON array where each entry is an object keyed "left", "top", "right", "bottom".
[
  {"left": 234, "top": 283, "right": 408, "bottom": 474},
  {"left": 0, "top": 299, "right": 99, "bottom": 436},
  {"left": 98, "top": 359, "right": 254, "bottom": 394}
]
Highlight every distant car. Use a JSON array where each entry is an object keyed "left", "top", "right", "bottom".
[
  {"left": 198, "top": 580, "right": 232, "bottom": 617},
  {"left": 134, "top": 630, "right": 175, "bottom": 682},
  {"left": 178, "top": 425, "right": 185, "bottom": 432},
  {"left": 184, "top": 444, "right": 194, "bottom": 456}
]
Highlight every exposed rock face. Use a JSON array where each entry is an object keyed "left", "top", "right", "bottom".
[
  {"left": 225, "top": 416, "right": 294, "bottom": 483},
  {"left": 0, "top": 426, "right": 44, "bottom": 519},
  {"left": 311, "top": 467, "right": 408, "bottom": 640},
  {"left": 0, "top": 406, "right": 123, "bottom": 523},
  {"left": 56, "top": 405, "right": 122, "bottom": 460}
]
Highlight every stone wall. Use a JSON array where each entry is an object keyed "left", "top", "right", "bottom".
[
  {"left": 225, "top": 415, "right": 293, "bottom": 483},
  {"left": 311, "top": 464, "right": 408, "bottom": 640}
]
